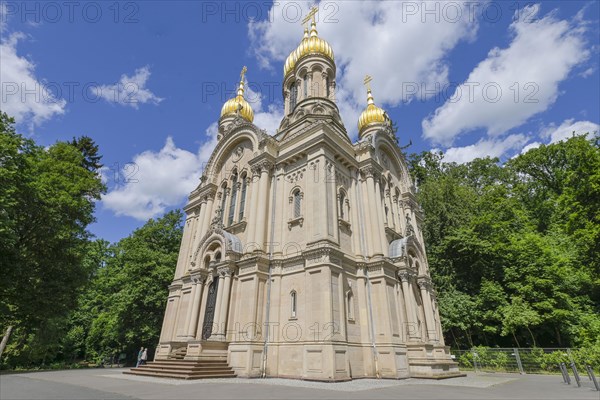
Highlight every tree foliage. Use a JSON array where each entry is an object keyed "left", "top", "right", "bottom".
[
  {"left": 0, "top": 111, "right": 105, "bottom": 366},
  {"left": 409, "top": 134, "right": 600, "bottom": 353}
]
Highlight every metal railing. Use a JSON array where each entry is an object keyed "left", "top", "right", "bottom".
[{"left": 450, "top": 347, "right": 599, "bottom": 391}]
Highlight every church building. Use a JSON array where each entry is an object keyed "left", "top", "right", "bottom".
[{"left": 145, "top": 11, "right": 460, "bottom": 380}]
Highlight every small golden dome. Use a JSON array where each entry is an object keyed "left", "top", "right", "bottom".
[
  {"left": 358, "top": 88, "right": 389, "bottom": 133},
  {"left": 284, "top": 20, "right": 334, "bottom": 78},
  {"left": 220, "top": 67, "right": 254, "bottom": 123}
]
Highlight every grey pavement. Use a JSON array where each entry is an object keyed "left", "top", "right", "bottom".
[{"left": 1, "top": 368, "right": 598, "bottom": 400}]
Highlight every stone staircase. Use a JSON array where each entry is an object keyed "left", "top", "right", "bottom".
[
  {"left": 125, "top": 359, "right": 236, "bottom": 379},
  {"left": 125, "top": 346, "right": 236, "bottom": 379}
]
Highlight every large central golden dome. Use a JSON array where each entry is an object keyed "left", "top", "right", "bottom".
[{"left": 284, "top": 20, "right": 334, "bottom": 78}]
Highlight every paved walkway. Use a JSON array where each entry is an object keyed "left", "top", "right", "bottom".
[{"left": 1, "top": 368, "right": 598, "bottom": 399}]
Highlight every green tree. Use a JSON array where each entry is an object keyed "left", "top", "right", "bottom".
[{"left": 0, "top": 111, "right": 105, "bottom": 366}]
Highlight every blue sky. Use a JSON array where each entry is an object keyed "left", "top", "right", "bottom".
[{"left": 1, "top": 0, "right": 599, "bottom": 243}]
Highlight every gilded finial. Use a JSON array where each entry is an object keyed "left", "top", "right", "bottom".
[
  {"left": 302, "top": 6, "right": 318, "bottom": 27},
  {"left": 364, "top": 75, "right": 375, "bottom": 104},
  {"left": 363, "top": 75, "right": 373, "bottom": 91},
  {"left": 237, "top": 66, "right": 247, "bottom": 96}
]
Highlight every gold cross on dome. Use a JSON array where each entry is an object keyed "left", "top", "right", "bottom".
[
  {"left": 240, "top": 66, "right": 247, "bottom": 82},
  {"left": 364, "top": 75, "right": 373, "bottom": 91},
  {"left": 302, "top": 6, "right": 318, "bottom": 27}
]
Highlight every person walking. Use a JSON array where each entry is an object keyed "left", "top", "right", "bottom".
[
  {"left": 140, "top": 348, "right": 148, "bottom": 365},
  {"left": 136, "top": 346, "right": 144, "bottom": 367}
]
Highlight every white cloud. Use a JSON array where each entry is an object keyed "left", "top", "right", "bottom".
[
  {"left": 0, "top": 32, "right": 66, "bottom": 128},
  {"left": 422, "top": 4, "right": 590, "bottom": 146},
  {"left": 102, "top": 127, "right": 218, "bottom": 220},
  {"left": 441, "top": 134, "right": 529, "bottom": 164},
  {"left": 541, "top": 119, "right": 599, "bottom": 144},
  {"left": 93, "top": 66, "right": 163, "bottom": 109},
  {"left": 249, "top": 1, "right": 478, "bottom": 138},
  {"left": 244, "top": 79, "right": 283, "bottom": 135},
  {"left": 520, "top": 141, "right": 542, "bottom": 154}
]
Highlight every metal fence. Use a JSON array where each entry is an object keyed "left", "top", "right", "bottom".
[
  {"left": 451, "top": 347, "right": 575, "bottom": 374},
  {"left": 449, "top": 347, "right": 599, "bottom": 391}
]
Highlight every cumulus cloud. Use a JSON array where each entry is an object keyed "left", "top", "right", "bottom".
[
  {"left": 541, "top": 118, "right": 599, "bottom": 144},
  {"left": 93, "top": 66, "right": 163, "bottom": 109},
  {"left": 422, "top": 4, "right": 590, "bottom": 146},
  {"left": 0, "top": 32, "right": 66, "bottom": 128},
  {"left": 244, "top": 79, "right": 283, "bottom": 135},
  {"left": 102, "top": 126, "right": 219, "bottom": 220},
  {"left": 440, "top": 134, "right": 529, "bottom": 164},
  {"left": 249, "top": 0, "right": 478, "bottom": 138}
]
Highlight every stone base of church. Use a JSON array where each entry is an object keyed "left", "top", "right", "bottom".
[
  {"left": 228, "top": 341, "right": 411, "bottom": 381},
  {"left": 406, "top": 343, "right": 464, "bottom": 379},
  {"left": 184, "top": 340, "right": 228, "bottom": 361}
]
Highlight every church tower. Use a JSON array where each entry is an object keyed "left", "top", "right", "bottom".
[{"left": 146, "top": 7, "right": 461, "bottom": 381}]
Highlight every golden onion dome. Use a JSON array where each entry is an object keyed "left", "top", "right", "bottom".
[
  {"left": 220, "top": 67, "right": 254, "bottom": 123},
  {"left": 358, "top": 88, "right": 389, "bottom": 133},
  {"left": 283, "top": 20, "right": 334, "bottom": 78}
]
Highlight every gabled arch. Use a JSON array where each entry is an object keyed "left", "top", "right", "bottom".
[
  {"left": 191, "top": 228, "right": 243, "bottom": 267},
  {"left": 203, "top": 129, "right": 260, "bottom": 182}
]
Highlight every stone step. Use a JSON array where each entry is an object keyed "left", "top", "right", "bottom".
[
  {"left": 135, "top": 366, "right": 234, "bottom": 373},
  {"left": 124, "top": 369, "right": 236, "bottom": 380},
  {"left": 126, "top": 358, "right": 236, "bottom": 380}
]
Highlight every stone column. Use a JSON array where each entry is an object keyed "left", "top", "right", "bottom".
[
  {"left": 186, "top": 276, "right": 205, "bottom": 338},
  {"left": 210, "top": 272, "right": 224, "bottom": 339},
  {"left": 190, "top": 199, "right": 208, "bottom": 259},
  {"left": 374, "top": 177, "right": 388, "bottom": 256},
  {"left": 364, "top": 169, "right": 383, "bottom": 256},
  {"left": 253, "top": 162, "right": 271, "bottom": 251},
  {"left": 246, "top": 168, "right": 260, "bottom": 247},
  {"left": 417, "top": 280, "right": 433, "bottom": 342},
  {"left": 216, "top": 266, "right": 233, "bottom": 339},
  {"left": 349, "top": 169, "right": 362, "bottom": 257},
  {"left": 399, "top": 272, "right": 419, "bottom": 340},
  {"left": 195, "top": 277, "right": 211, "bottom": 339},
  {"left": 200, "top": 194, "right": 214, "bottom": 236},
  {"left": 183, "top": 283, "right": 197, "bottom": 339}
]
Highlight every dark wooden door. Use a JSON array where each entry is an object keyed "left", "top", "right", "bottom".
[{"left": 201, "top": 277, "right": 219, "bottom": 340}]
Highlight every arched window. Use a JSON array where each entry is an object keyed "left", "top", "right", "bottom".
[
  {"left": 238, "top": 174, "right": 247, "bottom": 221},
  {"left": 290, "top": 290, "right": 297, "bottom": 318},
  {"left": 347, "top": 291, "right": 354, "bottom": 320},
  {"left": 339, "top": 190, "right": 346, "bottom": 220},
  {"left": 293, "top": 189, "right": 302, "bottom": 218},
  {"left": 325, "top": 77, "right": 330, "bottom": 98},
  {"left": 214, "top": 252, "right": 221, "bottom": 263},
  {"left": 220, "top": 183, "right": 228, "bottom": 224},
  {"left": 289, "top": 82, "right": 298, "bottom": 112},
  {"left": 228, "top": 172, "right": 238, "bottom": 226},
  {"left": 204, "top": 256, "right": 211, "bottom": 269}
]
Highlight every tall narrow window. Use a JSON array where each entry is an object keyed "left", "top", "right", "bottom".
[
  {"left": 220, "top": 183, "right": 228, "bottom": 224},
  {"left": 347, "top": 292, "right": 354, "bottom": 320},
  {"left": 339, "top": 191, "right": 346, "bottom": 220},
  {"left": 228, "top": 173, "right": 238, "bottom": 226},
  {"left": 238, "top": 174, "right": 247, "bottom": 221},
  {"left": 293, "top": 190, "right": 302, "bottom": 218},
  {"left": 290, "top": 290, "right": 297, "bottom": 318},
  {"left": 303, "top": 77, "right": 308, "bottom": 97},
  {"left": 290, "top": 82, "right": 297, "bottom": 112},
  {"left": 325, "top": 77, "right": 330, "bottom": 98}
]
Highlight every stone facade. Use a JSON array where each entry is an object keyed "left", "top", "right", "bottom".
[{"left": 155, "top": 16, "right": 460, "bottom": 380}]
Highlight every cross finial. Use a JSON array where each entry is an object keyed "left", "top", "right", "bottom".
[
  {"left": 364, "top": 75, "right": 373, "bottom": 91},
  {"left": 302, "top": 6, "right": 318, "bottom": 27},
  {"left": 240, "top": 66, "right": 247, "bottom": 82}
]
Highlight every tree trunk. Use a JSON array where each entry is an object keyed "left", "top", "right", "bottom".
[
  {"left": 0, "top": 326, "right": 13, "bottom": 358},
  {"left": 526, "top": 326, "right": 536, "bottom": 347},
  {"left": 512, "top": 331, "right": 521, "bottom": 348},
  {"left": 555, "top": 325, "right": 562, "bottom": 347}
]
